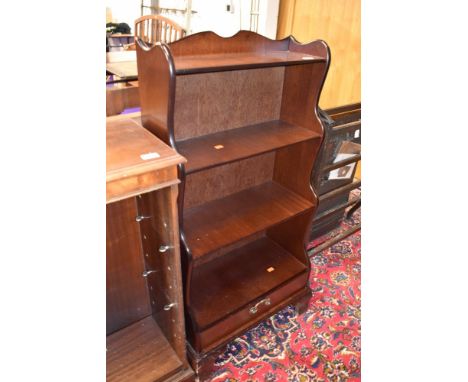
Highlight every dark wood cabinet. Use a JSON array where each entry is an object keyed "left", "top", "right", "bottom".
[
  {"left": 310, "top": 103, "right": 361, "bottom": 240},
  {"left": 106, "top": 115, "right": 194, "bottom": 382},
  {"left": 136, "top": 31, "right": 330, "bottom": 379}
]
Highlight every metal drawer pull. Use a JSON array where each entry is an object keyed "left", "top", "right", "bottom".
[
  {"left": 142, "top": 270, "right": 157, "bottom": 277},
  {"left": 249, "top": 298, "right": 271, "bottom": 315},
  {"left": 164, "top": 303, "right": 176, "bottom": 311},
  {"left": 158, "top": 245, "right": 170, "bottom": 253},
  {"left": 135, "top": 215, "right": 151, "bottom": 222}
]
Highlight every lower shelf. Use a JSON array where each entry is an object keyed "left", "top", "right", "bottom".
[
  {"left": 184, "top": 181, "right": 314, "bottom": 259},
  {"left": 106, "top": 316, "right": 183, "bottom": 382},
  {"left": 190, "top": 236, "right": 307, "bottom": 330}
]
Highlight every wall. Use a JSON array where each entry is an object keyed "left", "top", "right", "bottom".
[
  {"left": 105, "top": 0, "right": 280, "bottom": 39},
  {"left": 277, "top": 0, "right": 361, "bottom": 109},
  {"left": 106, "top": 0, "right": 141, "bottom": 30}
]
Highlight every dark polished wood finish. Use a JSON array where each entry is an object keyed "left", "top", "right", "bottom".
[
  {"left": 136, "top": 30, "right": 330, "bottom": 378},
  {"left": 184, "top": 182, "right": 313, "bottom": 259},
  {"left": 136, "top": 187, "right": 188, "bottom": 362},
  {"left": 191, "top": 236, "right": 307, "bottom": 328},
  {"left": 106, "top": 117, "right": 193, "bottom": 381},
  {"left": 173, "top": 50, "right": 324, "bottom": 74},
  {"left": 177, "top": 120, "right": 320, "bottom": 174}
]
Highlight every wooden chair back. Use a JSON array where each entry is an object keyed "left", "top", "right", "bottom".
[{"left": 135, "top": 15, "right": 186, "bottom": 45}]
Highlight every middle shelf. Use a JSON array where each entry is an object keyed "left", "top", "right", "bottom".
[
  {"left": 184, "top": 181, "right": 314, "bottom": 259},
  {"left": 176, "top": 119, "right": 320, "bottom": 174}
]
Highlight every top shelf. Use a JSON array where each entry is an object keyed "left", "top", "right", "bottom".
[
  {"left": 112, "top": 50, "right": 326, "bottom": 79},
  {"left": 174, "top": 51, "right": 325, "bottom": 74}
]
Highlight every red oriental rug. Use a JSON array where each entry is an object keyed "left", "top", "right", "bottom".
[{"left": 207, "top": 191, "right": 361, "bottom": 382}]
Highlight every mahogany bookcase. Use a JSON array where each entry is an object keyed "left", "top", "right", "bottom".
[{"left": 136, "top": 31, "right": 330, "bottom": 379}]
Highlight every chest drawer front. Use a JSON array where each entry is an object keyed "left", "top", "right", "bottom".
[{"left": 196, "top": 271, "right": 308, "bottom": 352}]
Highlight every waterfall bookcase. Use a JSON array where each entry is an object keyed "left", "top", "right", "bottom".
[{"left": 136, "top": 31, "right": 330, "bottom": 379}]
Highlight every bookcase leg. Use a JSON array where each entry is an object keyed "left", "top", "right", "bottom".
[
  {"left": 294, "top": 290, "right": 311, "bottom": 316},
  {"left": 187, "top": 344, "right": 220, "bottom": 382}
]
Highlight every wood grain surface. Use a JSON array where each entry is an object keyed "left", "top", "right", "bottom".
[
  {"left": 106, "top": 198, "right": 151, "bottom": 335},
  {"left": 277, "top": 0, "right": 360, "bottom": 108},
  {"left": 184, "top": 182, "right": 314, "bottom": 259},
  {"left": 106, "top": 117, "right": 185, "bottom": 203},
  {"left": 135, "top": 31, "right": 330, "bottom": 375},
  {"left": 177, "top": 119, "right": 320, "bottom": 173},
  {"left": 106, "top": 316, "right": 183, "bottom": 382},
  {"left": 191, "top": 236, "right": 307, "bottom": 328},
  {"left": 106, "top": 61, "right": 138, "bottom": 79},
  {"left": 106, "top": 81, "right": 140, "bottom": 117},
  {"left": 137, "top": 186, "right": 188, "bottom": 364}
]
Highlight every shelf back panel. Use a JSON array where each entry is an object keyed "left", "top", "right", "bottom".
[
  {"left": 174, "top": 67, "right": 284, "bottom": 141},
  {"left": 183, "top": 152, "right": 275, "bottom": 210}
]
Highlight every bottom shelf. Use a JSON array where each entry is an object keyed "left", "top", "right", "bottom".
[
  {"left": 191, "top": 236, "right": 308, "bottom": 329},
  {"left": 106, "top": 316, "right": 183, "bottom": 382}
]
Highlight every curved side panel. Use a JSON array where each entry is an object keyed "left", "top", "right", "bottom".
[
  {"left": 292, "top": 39, "right": 331, "bottom": 210},
  {"left": 169, "top": 30, "right": 290, "bottom": 56},
  {"left": 136, "top": 40, "right": 176, "bottom": 147},
  {"left": 288, "top": 36, "right": 330, "bottom": 59},
  {"left": 278, "top": 39, "right": 331, "bottom": 204},
  {"left": 136, "top": 39, "right": 195, "bottom": 309},
  {"left": 269, "top": 39, "right": 331, "bottom": 268}
]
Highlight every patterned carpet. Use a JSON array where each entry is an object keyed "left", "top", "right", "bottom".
[{"left": 208, "top": 192, "right": 361, "bottom": 382}]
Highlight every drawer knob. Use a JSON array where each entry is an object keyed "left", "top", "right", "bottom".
[
  {"left": 158, "top": 245, "right": 170, "bottom": 253},
  {"left": 135, "top": 215, "right": 151, "bottom": 222},
  {"left": 249, "top": 298, "right": 271, "bottom": 315},
  {"left": 142, "top": 270, "right": 156, "bottom": 277}
]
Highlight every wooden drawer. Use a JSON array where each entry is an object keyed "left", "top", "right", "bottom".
[{"left": 196, "top": 271, "right": 308, "bottom": 352}]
